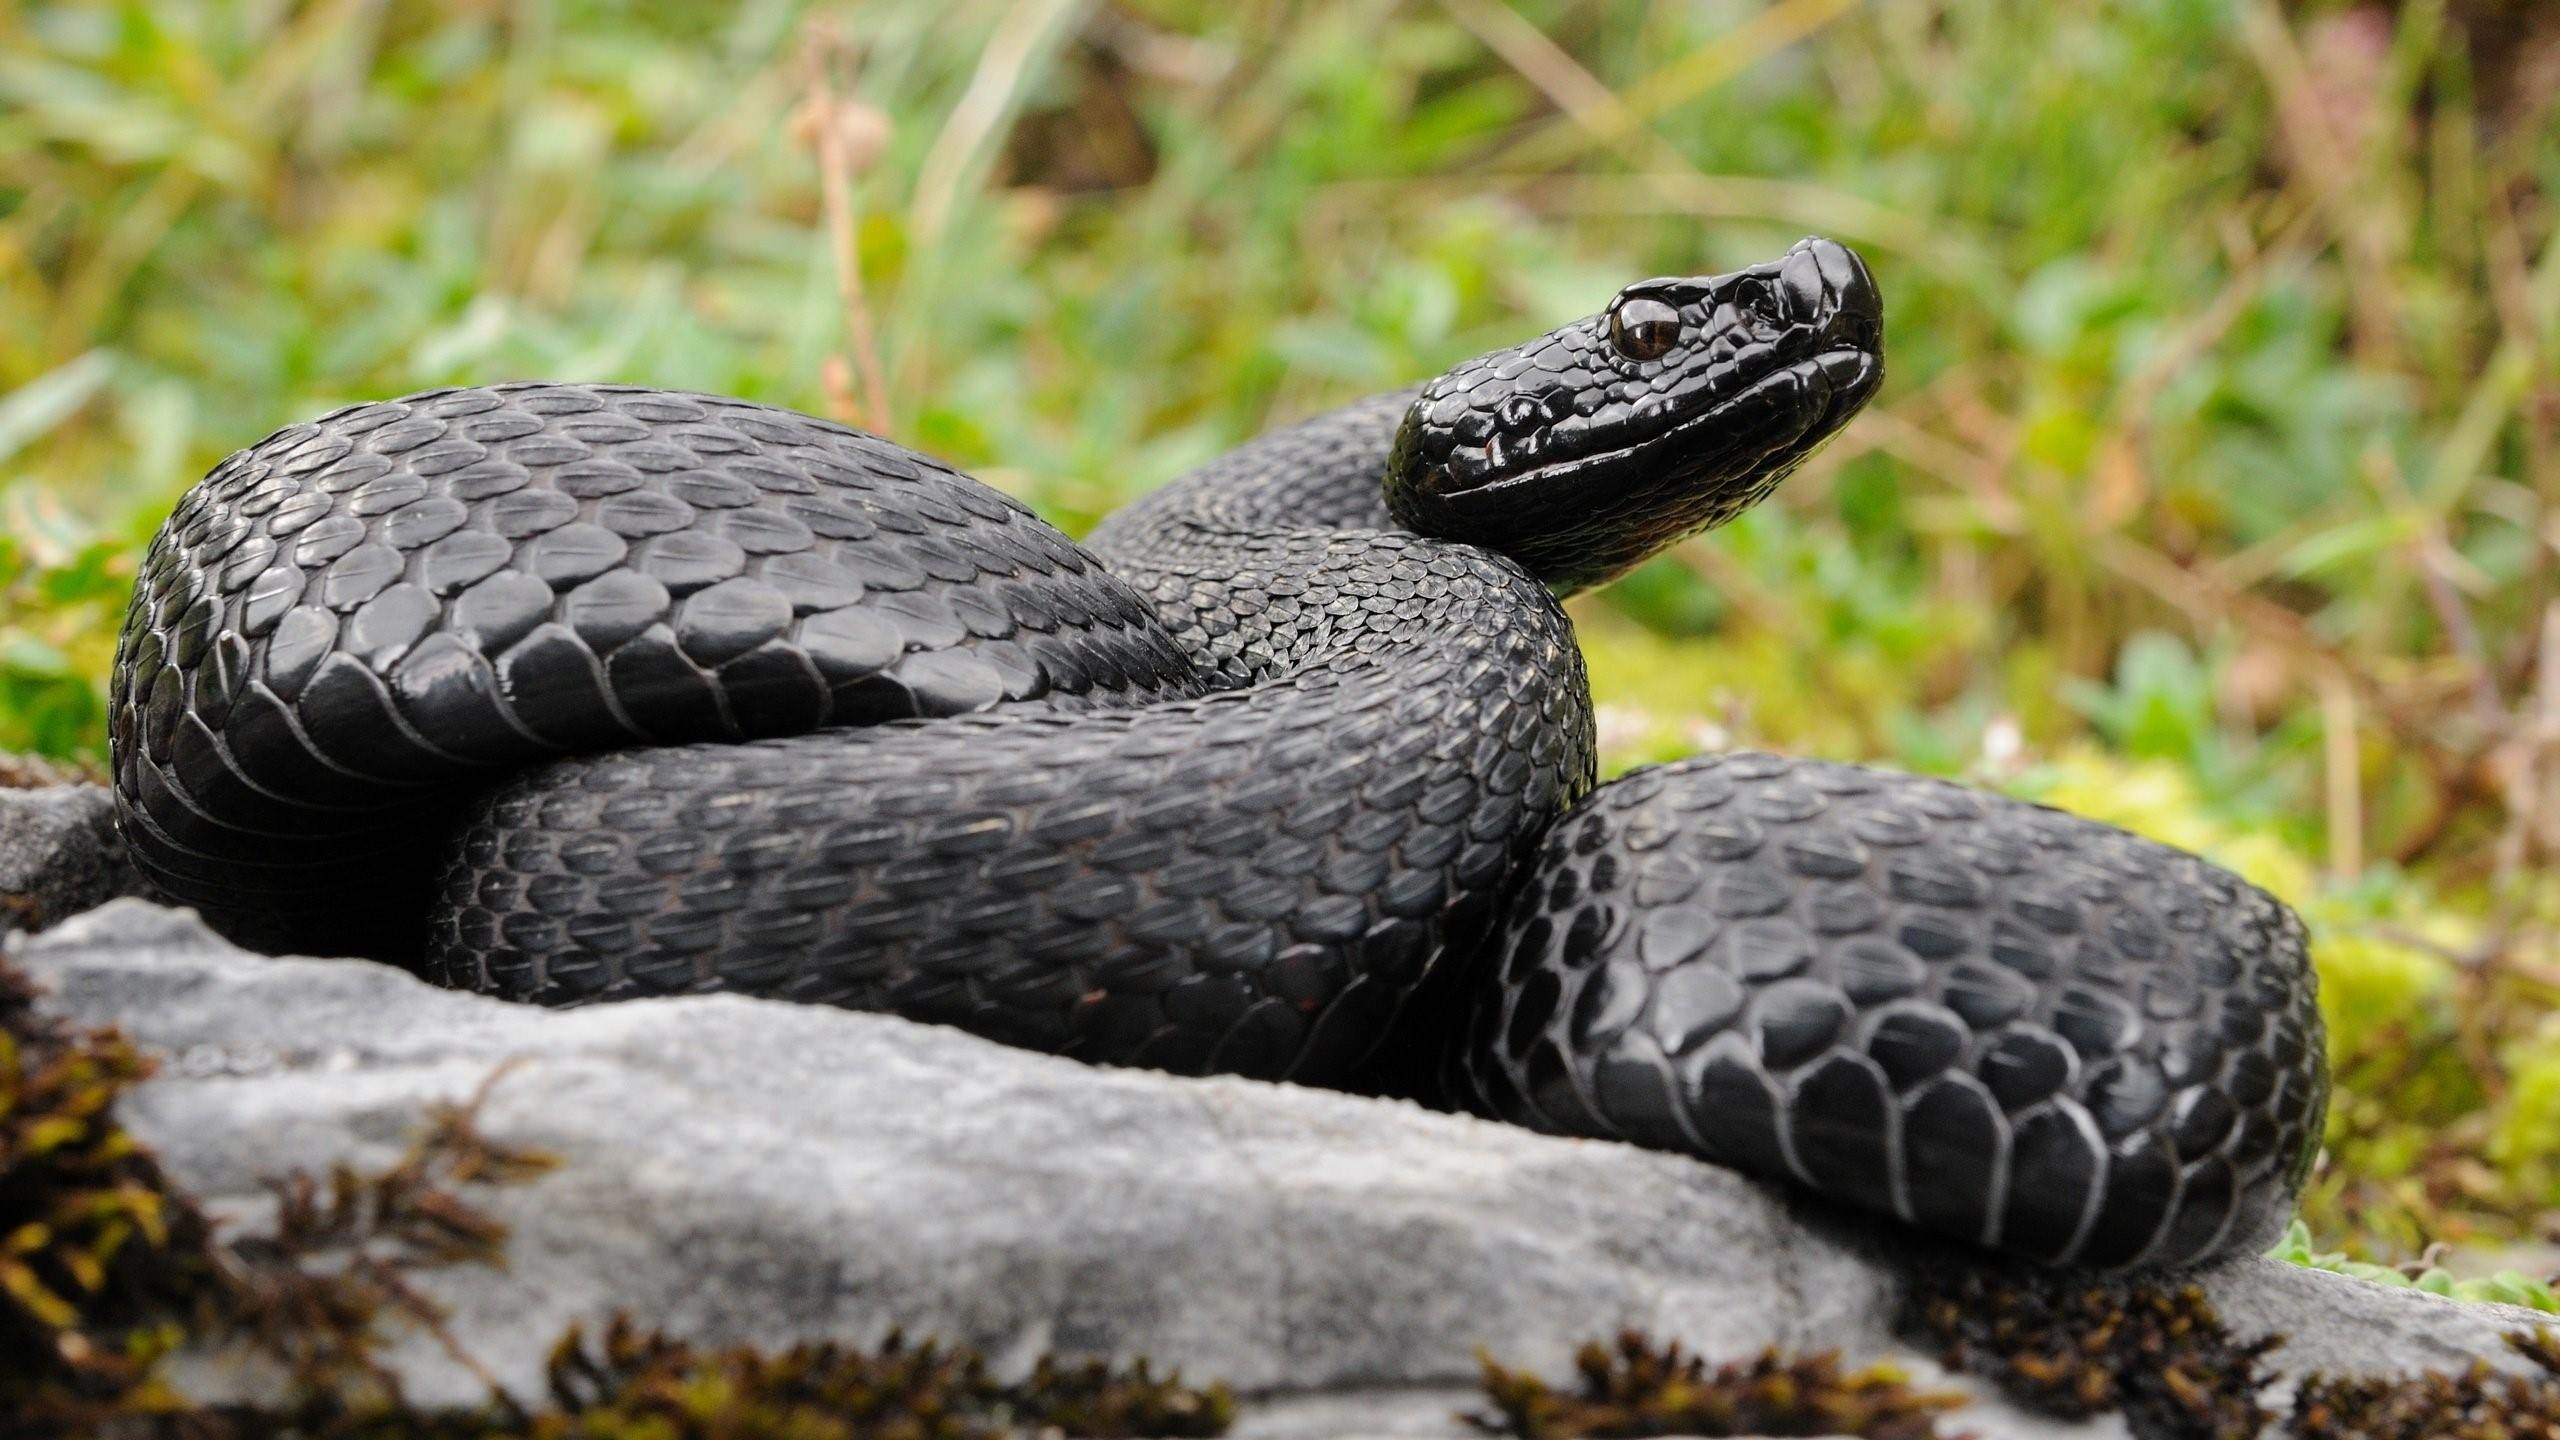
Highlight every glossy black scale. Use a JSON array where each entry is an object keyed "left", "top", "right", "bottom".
[
  {"left": 112, "top": 238, "right": 2327, "bottom": 1268},
  {"left": 114, "top": 384, "right": 1195, "bottom": 958},
  {"left": 1454, "top": 752, "right": 2327, "bottom": 1269}
]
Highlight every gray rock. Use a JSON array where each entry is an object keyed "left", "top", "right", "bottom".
[
  {"left": 13, "top": 899, "right": 2551, "bottom": 1438},
  {"left": 0, "top": 781, "right": 146, "bottom": 932}
]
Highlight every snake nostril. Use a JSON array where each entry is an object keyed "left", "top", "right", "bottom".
[{"left": 1728, "top": 277, "right": 1782, "bottom": 328}]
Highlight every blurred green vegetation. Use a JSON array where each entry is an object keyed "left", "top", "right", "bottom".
[{"left": 3, "top": 0, "right": 2556, "bottom": 1276}]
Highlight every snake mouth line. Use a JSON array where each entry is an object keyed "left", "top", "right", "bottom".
[{"left": 1455, "top": 345, "right": 1881, "bottom": 501}]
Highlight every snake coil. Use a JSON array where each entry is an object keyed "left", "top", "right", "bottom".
[{"left": 112, "top": 239, "right": 2324, "bottom": 1270}]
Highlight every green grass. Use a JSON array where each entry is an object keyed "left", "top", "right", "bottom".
[{"left": 4, "top": 0, "right": 2557, "bottom": 1275}]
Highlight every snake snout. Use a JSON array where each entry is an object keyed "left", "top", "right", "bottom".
[
  {"left": 1810, "top": 237, "right": 1882, "bottom": 330},
  {"left": 1767, "top": 239, "right": 1884, "bottom": 367}
]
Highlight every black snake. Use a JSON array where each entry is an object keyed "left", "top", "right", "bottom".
[{"left": 110, "top": 238, "right": 2326, "bottom": 1270}]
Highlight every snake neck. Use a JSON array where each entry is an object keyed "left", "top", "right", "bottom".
[
  {"left": 1095, "top": 389, "right": 1420, "bottom": 545},
  {"left": 1086, "top": 386, "right": 1486, "bottom": 690}
]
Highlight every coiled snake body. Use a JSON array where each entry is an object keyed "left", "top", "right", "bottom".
[{"left": 111, "top": 239, "right": 2326, "bottom": 1270}]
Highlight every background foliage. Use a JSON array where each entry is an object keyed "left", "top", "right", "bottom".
[{"left": 2, "top": 0, "right": 2556, "bottom": 1279}]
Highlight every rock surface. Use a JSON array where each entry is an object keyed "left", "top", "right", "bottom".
[
  {"left": 13, "top": 895, "right": 2550, "bottom": 1439},
  {"left": 0, "top": 782, "right": 143, "bottom": 932}
]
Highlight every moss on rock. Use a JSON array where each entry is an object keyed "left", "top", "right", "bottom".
[
  {"left": 1, "top": 942, "right": 219, "bottom": 1432},
  {"left": 1469, "top": 1330, "right": 1969, "bottom": 1439},
  {"left": 1903, "top": 1265, "right": 2279, "bottom": 1440},
  {"left": 2289, "top": 1328, "right": 2560, "bottom": 1439}
]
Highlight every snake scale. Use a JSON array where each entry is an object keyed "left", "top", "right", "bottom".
[{"left": 110, "top": 239, "right": 2326, "bottom": 1271}]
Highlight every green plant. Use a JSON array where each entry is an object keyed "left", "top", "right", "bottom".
[{"left": 2271, "top": 1219, "right": 2560, "bottom": 1312}]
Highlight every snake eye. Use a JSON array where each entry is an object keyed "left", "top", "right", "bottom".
[{"left": 1607, "top": 296, "right": 1681, "bottom": 361}]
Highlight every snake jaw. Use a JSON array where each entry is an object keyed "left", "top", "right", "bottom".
[{"left": 1384, "top": 237, "right": 1884, "bottom": 595}]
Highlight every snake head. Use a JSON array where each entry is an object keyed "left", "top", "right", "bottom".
[{"left": 1383, "top": 237, "right": 1883, "bottom": 594}]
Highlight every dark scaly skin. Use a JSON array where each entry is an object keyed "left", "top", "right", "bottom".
[
  {"left": 427, "top": 427, "right": 1592, "bottom": 1078},
  {"left": 110, "top": 388, "right": 1196, "bottom": 960},
  {"left": 1450, "top": 754, "right": 2327, "bottom": 1270},
  {"left": 110, "top": 239, "right": 2327, "bottom": 1268}
]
